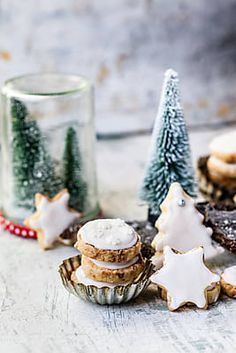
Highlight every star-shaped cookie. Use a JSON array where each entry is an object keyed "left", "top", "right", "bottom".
[
  {"left": 24, "top": 189, "right": 81, "bottom": 250},
  {"left": 150, "top": 246, "right": 220, "bottom": 311}
]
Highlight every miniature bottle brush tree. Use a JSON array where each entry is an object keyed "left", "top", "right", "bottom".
[
  {"left": 140, "top": 69, "right": 196, "bottom": 223},
  {"left": 11, "top": 98, "right": 63, "bottom": 210},
  {"left": 62, "top": 127, "right": 87, "bottom": 212},
  {"left": 11, "top": 98, "right": 87, "bottom": 213}
]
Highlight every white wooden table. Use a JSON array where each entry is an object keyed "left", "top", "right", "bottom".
[{"left": 0, "top": 128, "right": 236, "bottom": 353}]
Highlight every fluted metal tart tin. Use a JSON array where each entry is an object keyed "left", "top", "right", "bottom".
[{"left": 59, "top": 255, "right": 154, "bottom": 305}]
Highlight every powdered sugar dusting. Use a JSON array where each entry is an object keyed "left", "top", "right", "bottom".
[{"left": 80, "top": 219, "right": 138, "bottom": 250}]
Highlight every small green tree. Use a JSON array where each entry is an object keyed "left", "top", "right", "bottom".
[
  {"left": 62, "top": 127, "right": 87, "bottom": 212},
  {"left": 11, "top": 98, "right": 63, "bottom": 209},
  {"left": 140, "top": 69, "right": 196, "bottom": 222}
]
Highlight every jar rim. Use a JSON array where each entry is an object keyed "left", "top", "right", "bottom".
[{"left": 2, "top": 72, "right": 92, "bottom": 97}]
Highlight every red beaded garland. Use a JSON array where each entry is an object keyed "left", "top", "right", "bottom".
[{"left": 0, "top": 213, "right": 37, "bottom": 239}]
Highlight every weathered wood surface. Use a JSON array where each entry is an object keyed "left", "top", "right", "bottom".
[{"left": 0, "top": 128, "right": 236, "bottom": 353}]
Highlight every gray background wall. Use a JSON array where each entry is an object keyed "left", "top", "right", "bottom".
[{"left": 1, "top": 0, "right": 236, "bottom": 134}]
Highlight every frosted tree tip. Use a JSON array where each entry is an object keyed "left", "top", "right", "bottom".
[{"left": 165, "top": 69, "right": 178, "bottom": 80}]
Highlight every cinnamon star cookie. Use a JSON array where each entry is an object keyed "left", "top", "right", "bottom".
[
  {"left": 24, "top": 189, "right": 81, "bottom": 250},
  {"left": 150, "top": 246, "right": 220, "bottom": 311}
]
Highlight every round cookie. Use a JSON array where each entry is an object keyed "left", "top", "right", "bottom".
[
  {"left": 221, "top": 266, "right": 236, "bottom": 298},
  {"left": 197, "top": 156, "right": 236, "bottom": 202},
  {"left": 208, "top": 169, "right": 236, "bottom": 189},
  {"left": 209, "top": 131, "right": 236, "bottom": 163},
  {"left": 75, "top": 219, "right": 141, "bottom": 262},
  {"left": 207, "top": 156, "right": 236, "bottom": 178},
  {"left": 71, "top": 267, "right": 129, "bottom": 288},
  {"left": 81, "top": 255, "right": 145, "bottom": 283}
]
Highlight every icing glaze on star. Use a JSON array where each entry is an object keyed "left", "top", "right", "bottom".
[
  {"left": 152, "top": 182, "right": 220, "bottom": 260},
  {"left": 24, "top": 189, "right": 81, "bottom": 249},
  {"left": 151, "top": 246, "right": 220, "bottom": 311}
]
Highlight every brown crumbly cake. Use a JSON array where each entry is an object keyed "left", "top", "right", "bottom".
[
  {"left": 81, "top": 255, "right": 145, "bottom": 283},
  {"left": 197, "top": 201, "right": 236, "bottom": 253},
  {"left": 75, "top": 233, "right": 142, "bottom": 263}
]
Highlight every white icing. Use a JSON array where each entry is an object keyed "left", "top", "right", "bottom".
[
  {"left": 152, "top": 182, "right": 219, "bottom": 260},
  {"left": 79, "top": 219, "right": 138, "bottom": 250},
  {"left": 222, "top": 266, "right": 236, "bottom": 286},
  {"left": 209, "top": 131, "right": 236, "bottom": 155},
  {"left": 150, "top": 246, "right": 220, "bottom": 310},
  {"left": 151, "top": 254, "right": 164, "bottom": 270},
  {"left": 90, "top": 256, "right": 139, "bottom": 270},
  {"left": 75, "top": 267, "right": 129, "bottom": 288},
  {"left": 209, "top": 156, "right": 236, "bottom": 171},
  {"left": 28, "top": 191, "right": 80, "bottom": 247}
]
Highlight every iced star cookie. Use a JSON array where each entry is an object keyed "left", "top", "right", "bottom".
[
  {"left": 75, "top": 219, "right": 142, "bottom": 262},
  {"left": 150, "top": 246, "right": 220, "bottom": 311},
  {"left": 209, "top": 131, "right": 236, "bottom": 163},
  {"left": 24, "top": 189, "right": 81, "bottom": 250},
  {"left": 220, "top": 266, "right": 236, "bottom": 298},
  {"left": 151, "top": 183, "right": 220, "bottom": 266}
]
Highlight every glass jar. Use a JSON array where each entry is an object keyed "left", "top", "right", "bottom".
[{"left": 1, "top": 73, "right": 99, "bottom": 224}]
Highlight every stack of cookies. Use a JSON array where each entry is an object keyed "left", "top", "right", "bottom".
[
  {"left": 73, "top": 219, "right": 145, "bottom": 287},
  {"left": 207, "top": 131, "right": 236, "bottom": 190}
]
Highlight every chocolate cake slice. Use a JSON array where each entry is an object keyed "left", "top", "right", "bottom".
[{"left": 197, "top": 202, "right": 236, "bottom": 253}]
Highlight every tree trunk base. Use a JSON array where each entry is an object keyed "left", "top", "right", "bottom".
[{"left": 148, "top": 209, "right": 159, "bottom": 226}]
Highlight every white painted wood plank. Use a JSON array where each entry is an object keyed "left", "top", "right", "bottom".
[{"left": 0, "top": 128, "right": 236, "bottom": 353}]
